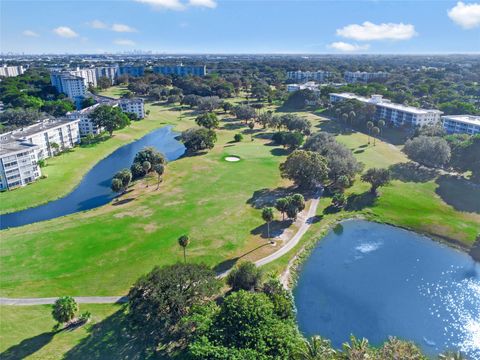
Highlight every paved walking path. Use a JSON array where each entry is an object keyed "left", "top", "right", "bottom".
[{"left": 0, "top": 189, "right": 322, "bottom": 306}]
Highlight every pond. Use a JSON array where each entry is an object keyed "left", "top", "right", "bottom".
[
  {"left": 294, "top": 220, "right": 480, "bottom": 358},
  {"left": 0, "top": 126, "right": 185, "bottom": 230}
]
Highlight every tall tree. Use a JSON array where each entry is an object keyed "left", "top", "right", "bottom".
[
  {"left": 275, "top": 198, "right": 289, "bottom": 221},
  {"left": 90, "top": 105, "right": 130, "bottom": 136},
  {"left": 404, "top": 136, "right": 451, "bottom": 168},
  {"left": 280, "top": 150, "right": 329, "bottom": 190},
  {"left": 361, "top": 168, "right": 391, "bottom": 195},
  {"left": 178, "top": 235, "right": 190, "bottom": 263},
  {"left": 153, "top": 163, "right": 165, "bottom": 190},
  {"left": 195, "top": 112, "right": 219, "bottom": 129},
  {"left": 262, "top": 207, "right": 275, "bottom": 240}
]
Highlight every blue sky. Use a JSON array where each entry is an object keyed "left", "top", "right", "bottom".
[{"left": 1, "top": 0, "right": 479, "bottom": 54}]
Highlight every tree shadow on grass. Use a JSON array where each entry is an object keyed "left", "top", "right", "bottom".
[
  {"left": 113, "top": 198, "right": 135, "bottom": 206},
  {"left": 345, "top": 191, "right": 377, "bottom": 211},
  {"left": 222, "top": 122, "right": 245, "bottom": 131},
  {"left": 435, "top": 175, "right": 480, "bottom": 214},
  {"left": 0, "top": 332, "right": 55, "bottom": 360},
  {"left": 250, "top": 220, "right": 293, "bottom": 239},
  {"left": 270, "top": 148, "right": 290, "bottom": 156},
  {"left": 213, "top": 243, "right": 271, "bottom": 274},
  {"left": 389, "top": 162, "right": 438, "bottom": 183},
  {"left": 63, "top": 309, "right": 164, "bottom": 360}
]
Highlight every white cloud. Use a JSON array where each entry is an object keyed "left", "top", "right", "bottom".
[
  {"left": 111, "top": 23, "right": 137, "bottom": 32},
  {"left": 134, "top": 0, "right": 186, "bottom": 10},
  {"left": 188, "top": 0, "right": 217, "bottom": 8},
  {"left": 448, "top": 2, "right": 480, "bottom": 29},
  {"left": 337, "top": 21, "right": 417, "bottom": 41},
  {"left": 53, "top": 26, "right": 79, "bottom": 38},
  {"left": 23, "top": 30, "right": 39, "bottom": 37},
  {"left": 328, "top": 42, "right": 370, "bottom": 52},
  {"left": 134, "top": 0, "right": 217, "bottom": 10},
  {"left": 114, "top": 39, "right": 136, "bottom": 46},
  {"left": 88, "top": 20, "right": 108, "bottom": 29}
]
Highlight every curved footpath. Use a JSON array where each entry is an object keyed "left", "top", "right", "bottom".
[{"left": 0, "top": 190, "right": 322, "bottom": 306}]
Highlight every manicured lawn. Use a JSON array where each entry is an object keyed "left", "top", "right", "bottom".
[
  {"left": 2, "top": 106, "right": 478, "bottom": 299},
  {"left": 0, "top": 304, "right": 124, "bottom": 360},
  {"left": 98, "top": 86, "right": 129, "bottom": 99},
  {"left": 0, "top": 104, "right": 183, "bottom": 215},
  {"left": 0, "top": 108, "right": 290, "bottom": 297}
]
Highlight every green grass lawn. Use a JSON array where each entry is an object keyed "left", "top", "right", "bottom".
[
  {"left": 0, "top": 304, "right": 123, "bottom": 360},
  {"left": 0, "top": 104, "right": 183, "bottom": 215},
  {"left": 98, "top": 86, "right": 129, "bottom": 99}
]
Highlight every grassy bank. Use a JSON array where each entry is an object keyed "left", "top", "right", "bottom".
[
  {"left": 0, "top": 304, "right": 122, "bottom": 360},
  {"left": 0, "top": 107, "right": 177, "bottom": 215}
]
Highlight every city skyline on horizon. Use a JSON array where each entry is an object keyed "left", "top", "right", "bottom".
[{"left": 1, "top": 0, "right": 480, "bottom": 55}]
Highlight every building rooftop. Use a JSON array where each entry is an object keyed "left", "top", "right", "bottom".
[
  {"left": 330, "top": 92, "right": 443, "bottom": 115},
  {"left": 0, "top": 140, "right": 38, "bottom": 157},
  {"left": 442, "top": 115, "right": 480, "bottom": 126},
  {"left": 1, "top": 118, "right": 79, "bottom": 142}
]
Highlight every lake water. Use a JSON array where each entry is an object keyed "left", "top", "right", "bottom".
[
  {"left": 294, "top": 220, "right": 480, "bottom": 358},
  {"left": 0, "top": 126, "right": 185, "bottom": 230}
]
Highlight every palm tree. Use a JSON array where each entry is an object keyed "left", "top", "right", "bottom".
[
  {"left": 248, "top": 122, "right": 255, "bottom": 141},
  {"left": 295, "top": 336, "right": 336, "bottom": 360},
  {"left": 348, "top": 111, "right": 356, "bottom": 127},
  {"left": 372, "top": 126, "right": 380, "bottom": 146},
  {"left": 178, "top": 235, "right": 190, "bottom": 263},
  {"left": 366, "top": 121, "right": 374, "bottom": 144},
  {"left": 261, "top": 207, "right": 274, "bottom": 241},
  {"left": 153, "top": 163, "right": 165, "bottom": 190},
  {"left": 377, "top": 119, "right": 386, "bottom": 136},
  {"left": 142, "top": 161, "right": 151, "bottom": 187},
  {"left": 342, "top": 336, "right": 371, "bottom": 359}
]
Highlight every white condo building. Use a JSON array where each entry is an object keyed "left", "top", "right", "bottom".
[
  {"left": 70, "top": 68, "right": 97, "bottom": 88},
  {"left": 67, "top": 103, "right": 106, "bottom": 136},
  {"left": 344, "top": 71, "right": 388, "bottom": 83},
  {"left": 67, "top": 98, "right": 144, "bottom": 136},
  {"left": 287, "top": 70, "right": 332, "bottom": 83},
  {"left": 0, "top": 119, "right": 80, "bottom": 190},
  {"left": 95, "top": 66, "right": 119, "bottom": 85},
  {"left": 119, "top": 98, "right": 145, "bottom": 119},
  {"left": 330, "top": 93, "right": 443, "bottom": 128},
  {"left": 287, "top": 81, "right": 320, "bottom": 93},
  {"left": 442, "top": 115, "right": 480, "bottom": 135},
  {"left": 0, "top": 65, "right": 25, "bottom": 77}
]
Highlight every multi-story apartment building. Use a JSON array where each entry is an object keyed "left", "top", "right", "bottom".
[
  {"left": 70, "top": 68, "right": 97, "bottom": 88},
  {"left": 50, "top": 72, "right": 86, "bottom": 108},
  {"left": 344, "top": 71, "right": 388, "bottom": 83},
  {"left": 67, "top": 98, "right": 144, "bottom": 135},
  {"left": 287, "top": 81, "right": 320, "bottom": 93},
  {"left": 67, "top": 103, "right": 105, "bottom": 136},
  {"left": 118, "top": 66, "right": 145, "bottom": 77},
  {"left": 119, "top": 98, "right": 145, "bottom": 119},
  {"left": 0, "top": 118, "right": 81, "bottom": 190},
  {"left": 287, "top": 70, "right": 332, "bottom": 83},
  {"left": 153, "top": 64, "right": 207, "bottom": 77},
  {"left": 330, "top": 93, "right": 443, "bottom": 128},
  {"left": 0, "top": 65, "right": 25, "bottom": 77},
  {"left": 442, "top": 115, "right": 480, "bottom": 135},
  {"left": 95, "top": 66, "right": 119, "bottom": 85},
  {"left": 0, "top": 142, "right": 41, "bottom": 190}
]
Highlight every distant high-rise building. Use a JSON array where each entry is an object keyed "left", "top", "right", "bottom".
[
  {"left": 70, "top": 68, "right": 97, "bottom": 88},
  {"left": 153, "top": 64, "right": 206, "bottom": 77},
  {"left": 330, "top": 93, "right": 443, "bottom": 128},
  {"left": 0, "top": 65, "right": 25, "bottom": 78},
  {"left": 95, "top": 66, "right": 119, "bottom": 85},
  {"left": 50, "top": 71, "right": 86, "bottom": 108},
  {"left": 118, "top": 66, "right": 145, "bottom": 77},
  {"left": 344, "top": 71, "right": 388, "bottom": 83},
  {"left": 287, "top": 70, "right": 332, "bottom": 83}
]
